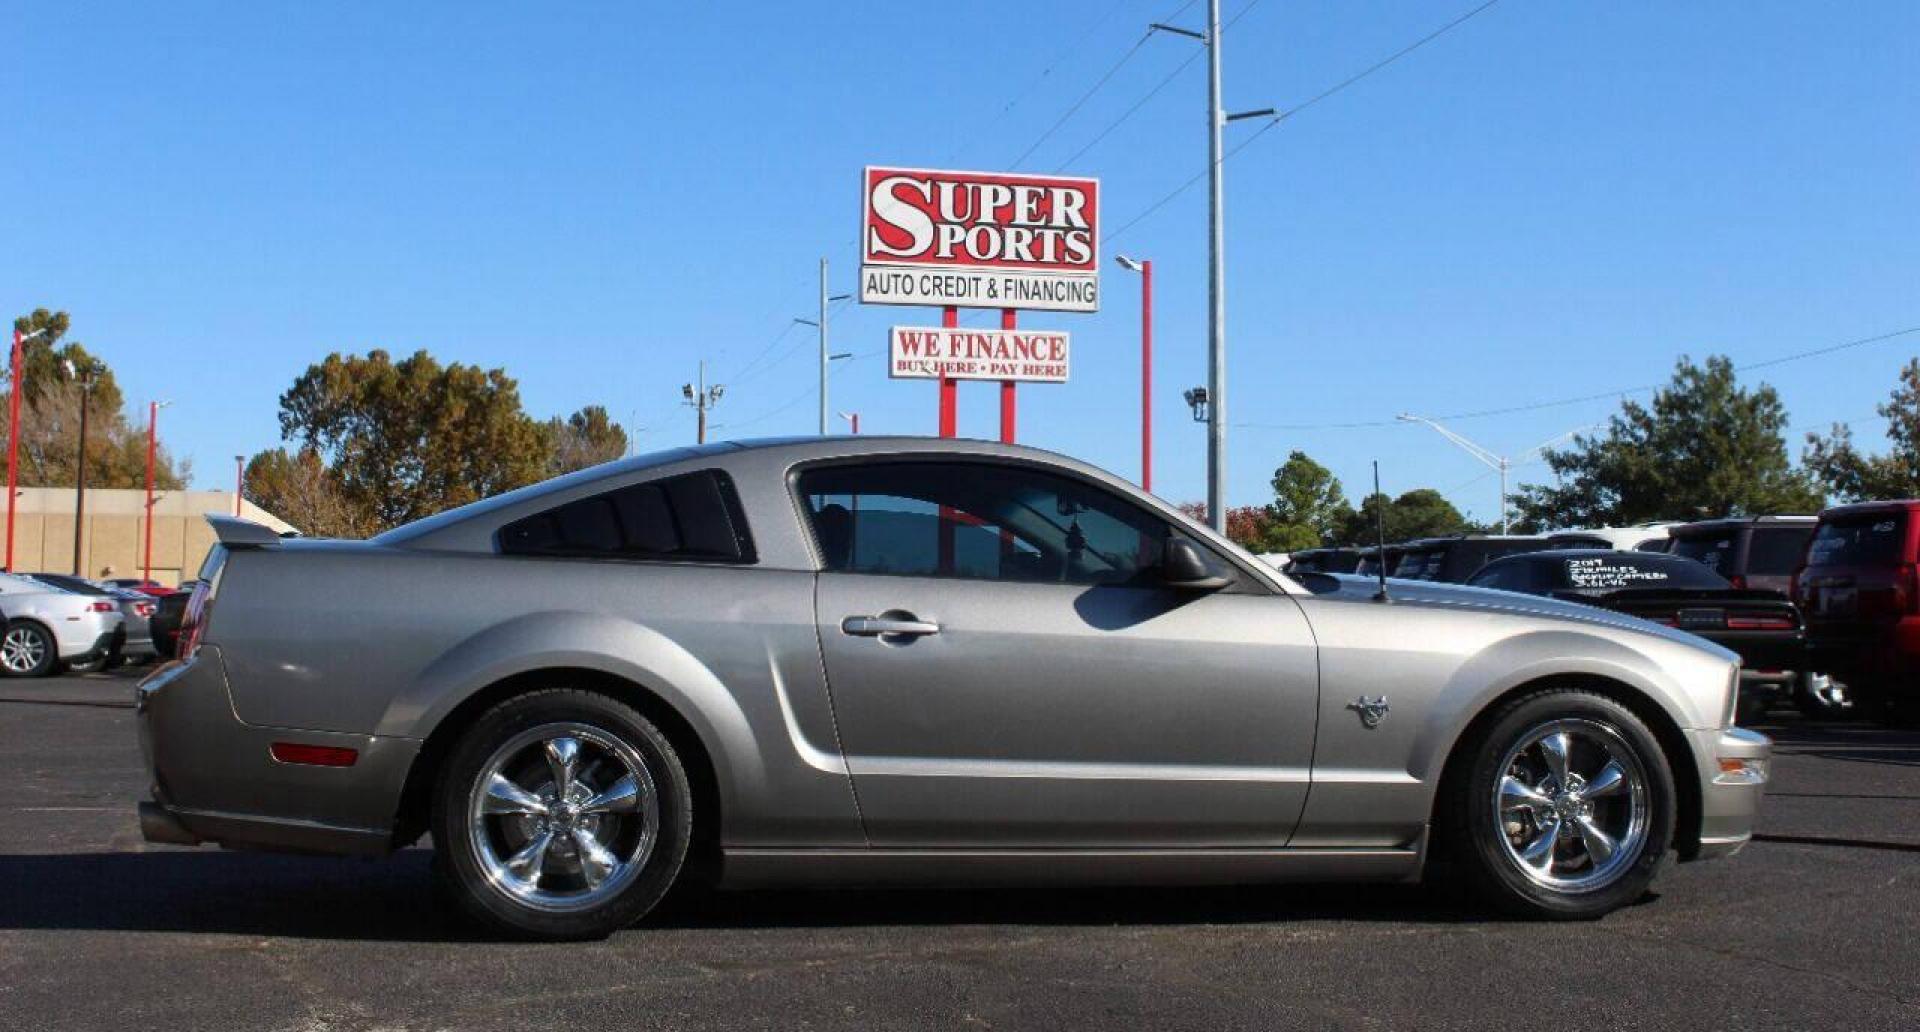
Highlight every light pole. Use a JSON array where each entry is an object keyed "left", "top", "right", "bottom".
[
  {"left": 234, "top": 455, "right": 245, "bottom": 516},
  {"left": 6, "top": 325, "right": 51, "bottom": 571},
  {"left": 681, "top": 362, "right": 724, "bottom": 445},
  {"left": 143, "top": 400, "right": 172, "bottom": 585},
  {"left": 63, "top": 359, "right": 101, "bottom": 576},
  {"left": 1115, "top": 255, "right": 1153, "bottom": 492},
  {"left": 1149, "top": 5, "right": 1273, "bottom": 532},
  {"left": 838, "top": 411, "right": 860, "bottom": 435},
  {"left": 796, "top": 258, "right": 853, "bottom": 435},
  {"left": 1397, "top": 414, "right": 1593, "bottom": 535}
]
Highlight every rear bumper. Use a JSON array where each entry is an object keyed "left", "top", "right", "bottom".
[
  {"left": 55, "top": 616, "right": 124, "bottom": 661},
  {"left": 136, "top": 648, "right": 419, "bottom": 855},
  {"left": 1687, "top": 726, "right": 1771, "bottom": 860},
  {"left": 1808, "top": 618, "right": 1920, "bottom": 689}
]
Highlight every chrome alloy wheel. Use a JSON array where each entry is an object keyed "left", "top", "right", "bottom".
[
  {"left": 1, "top": 626, "right": 49, "bottom": 674},
  {"left": 466, "top": 723, "right": 661, "bottom": 913},
  {"left": 1492, "top": 718, "right": 1650, "bottom": 893}
]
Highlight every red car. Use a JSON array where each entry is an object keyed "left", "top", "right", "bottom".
[
  {"left": 104, "top": 578, "right": 178, "bottom": 597},
  {"left": 1793, "top": 500, "right": 1920, "bottom": 722}
]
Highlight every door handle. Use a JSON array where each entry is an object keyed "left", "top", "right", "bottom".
[{"left": 842, "top": 615, "right": 941, "bottom": 638}]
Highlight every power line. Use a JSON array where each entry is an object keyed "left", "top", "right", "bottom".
[
  {"left": 1107, "top": 0, "right": 1503, "bottom": 245},
  {"left": 1233, "top": 324, "right": 1920, "bottom": 431},
  {"left": 1053, "top": 0, "right": 1264, "bottom": 173}
]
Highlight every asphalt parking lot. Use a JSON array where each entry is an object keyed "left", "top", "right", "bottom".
[{"left": 2, "top": 670, "right": 1915, "bottom": 1031}]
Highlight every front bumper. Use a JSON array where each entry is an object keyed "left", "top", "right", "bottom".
[
  {"left": 136, "top": 647, "right": 420, "bottom": 855},
  {"left": 1688, "top": 725, "right": 1771, "bottom": 860}
]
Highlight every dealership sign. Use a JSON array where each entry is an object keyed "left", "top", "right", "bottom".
[
  {"left": 861, "top": 166, "right": 1100, "bottom": 313},
  {"left": 888, "top": 326, "right": 1070, "bottom": 384}
]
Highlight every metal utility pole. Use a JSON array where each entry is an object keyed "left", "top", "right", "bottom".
[
  {"left": 1398, "top": 414, "right": 1593, "bottom": 535},
  {"left": 234, "top": 455, "right": 245, "bottom": 516},
  {"left": 1151, "top": 3, "right": 1270, "bottom": 532},
  {"left": 795, "top": 260, "right": 852, "bottom": 436},
  {"left": 1204, "top": 0, "right": 1226, "bottom": 532},
  {"left": 682, "top": 362, "right": 724, "bottom": 445},
  {"left": 1116, "top": 255, "right": 1153, "bottom": 492}
]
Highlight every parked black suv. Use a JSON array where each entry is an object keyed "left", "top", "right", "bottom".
[
  {"left": 1388, "top": 535, "right": 1553, "bottom": 583},
  {"left": 1667, "top": 516, "right": 1818, "bottom": 595}
]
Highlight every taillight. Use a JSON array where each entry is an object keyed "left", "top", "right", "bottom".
[
  {"left": 1728, "top": 574, "right": 1747, "bottom": 590},
  {"left": 1726, "top": 615, "right": 1796, "bottom": 631},
  {"left": 135, "top": 602, "right": 156, "bottom": 617},
  {"left": 87, "top": 601, "right": 115, "bottom": 613},
  {"left": 178, "top": 581, "right": 214, "bottom": 656}
]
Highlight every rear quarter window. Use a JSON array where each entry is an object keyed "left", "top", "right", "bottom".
[{"left": 497, "top": 470, "right": 755, "bottom": 563}]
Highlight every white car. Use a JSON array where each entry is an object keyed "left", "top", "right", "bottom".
[
  {"left": 1548, "top": 523, "right": 1680, "bottom": 552},
  {"left": 0, "top": 572, "right": 126, "bottom": 677}
]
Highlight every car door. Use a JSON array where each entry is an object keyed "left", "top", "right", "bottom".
[{"left": 797, "top": 458, "right": 1320, "bottom": 848}]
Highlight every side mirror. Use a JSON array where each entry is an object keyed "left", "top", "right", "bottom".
[{"left": 1162, "top": 537, "right": 1234, "bottom": 591}]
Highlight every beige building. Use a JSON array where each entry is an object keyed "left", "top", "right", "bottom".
[{"left": 5, "top": 487, "right": 294, "bottom": 587}]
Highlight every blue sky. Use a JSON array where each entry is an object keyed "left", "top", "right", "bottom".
[{"left": 6, "top": 1, "right": 1916, "bottom": 521}]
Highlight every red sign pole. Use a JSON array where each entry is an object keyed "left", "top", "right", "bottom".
[
  {"left": 938, "top": 306, "right": 958, "bottom": 437},
  {"left": 999, "top": 310, "right": 1017, "bottom": 443},
  {"left": 5, "top": 327, "right": 22, "bottom": 572}
]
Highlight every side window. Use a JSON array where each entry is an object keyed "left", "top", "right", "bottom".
[
  {"left": 497, "top": 470, "right": 754, "bottom": 562},
  {"left": 796, "top": 461, "right": 1174, "bottom": 586},
  {"left": 1470, "top": 562, "right": 1533, "bottom": 593}
]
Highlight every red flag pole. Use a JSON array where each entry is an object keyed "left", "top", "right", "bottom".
[
  {"left": 999, "top": 310, "right": 1016, "bottom": 443},
  {"left": 938, "top": 306, "right": 958, "bottom": 437}
]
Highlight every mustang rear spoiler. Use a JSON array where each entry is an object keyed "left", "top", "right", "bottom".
[{"left": 206, "top": 513, "right": 287, "bottom": 549}]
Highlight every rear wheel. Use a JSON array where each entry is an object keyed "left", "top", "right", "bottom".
[
  {"left": 430, "top": 689, "right": 692, "bottom": 940},
  {"left": 0, "top": 622, "right": 58, "bottom": 678},
  {"left": 1444, "top": 688, "right": 1675, "bottom": 919},
  {"left": 1792, "top": 671, "right": 1848, "bottom": 717}
]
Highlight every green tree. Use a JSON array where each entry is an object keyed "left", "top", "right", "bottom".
[
  {"left": 6, "top": 309, "right": 189, "bottom": 490},
  {"left": 1513, "top": 356, "right": 1820, "bottom": 528},
  {"left": 243, "top": 447, "right": 367, "bottom": 539},
  {"left": 277, "top": 349, "right": 551, "bottom": 532},
  {"left": 546, "top": 405, "right": 630, "bottom": 476},
  {"left": 1267, "top": 450, "right": 1351, "bottom": 548},
  {"left": 1336, "top": 488, "right": 1475, "bottom": 545},
  {"left": 1804, "top": 358, "right": 1920, "bottom": 501}
]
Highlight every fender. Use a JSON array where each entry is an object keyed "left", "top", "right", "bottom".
[
  {"left": 1408, "top": 628, "right": 1700, "bottom": 785},
  {"left": 379, "top": 609, "right": 769, "bottom": 806}
]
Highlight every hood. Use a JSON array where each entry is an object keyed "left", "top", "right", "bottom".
[{"left": 1305, "top": 573, "right": 1736, "bottom": 656}]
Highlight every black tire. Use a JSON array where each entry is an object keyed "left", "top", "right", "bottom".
[
  {"left": 430, "top": 689, "right": 693, "bottom": 940},
  {"left": 67, "top": 656, "right": 106, "bottom": 675},
  {"left": 1442, "top": 688, "right": 1676, "bottom": 920},
  {"left": 0, "top": 621, "right": 59, "bottom": 678}
]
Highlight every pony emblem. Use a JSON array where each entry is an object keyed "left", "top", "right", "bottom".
[{"left": 1348, "top": 696, "right": 1390, "bottom": 729}]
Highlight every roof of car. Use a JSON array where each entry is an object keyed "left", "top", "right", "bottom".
[
  {"left": 1818, "top": 499, "right": 1920, "bottom": 518},
  {"left": 1670, "top": 515, "right": 1817, "bottom": 532},
  {"left": 1493, "top": 548, "right": 1688, "bottom": 564}
]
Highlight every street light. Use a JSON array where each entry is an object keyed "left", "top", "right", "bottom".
[
  {"left": 1114, "top": 255, "right": 1153, "bottom": 492},
  {"left": 5, "top": 325, "right": 51, "bottom": 571},
  {"left": 234, "top": 455, "right": 246, "bottom": 517},
  {"left": 837, "top": 411, "right": 860, "bottom": 435},
  {"left": 1397, "top": 414, "right": 1594, "bottom": 535},
  {"left": 143, "top": 400, "right": 173, "bottom": 584}
]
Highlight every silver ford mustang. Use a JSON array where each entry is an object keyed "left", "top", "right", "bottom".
[{"left": 138, "top": 437, "right": 1769, "bottom": 939}]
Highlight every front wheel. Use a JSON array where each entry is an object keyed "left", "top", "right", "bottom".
[
  {"left": 430, "top": 689, "right": 692, "bottom": 940},
  {"left": 1444, "top": 689, "right": 1676, "bottom": 919}
]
